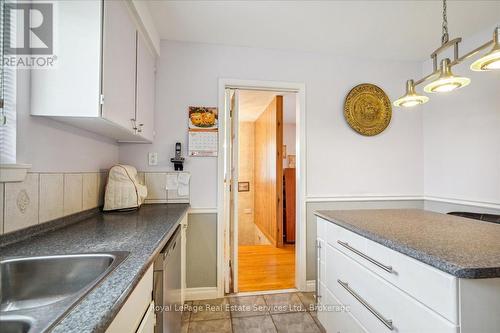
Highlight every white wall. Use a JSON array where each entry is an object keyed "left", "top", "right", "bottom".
[
  {"left": 423, "top": 25, "right": 500, "bottom": 205},
  {"left": 283, "top": 94, "right": 296, "bottom": 169},
  {"left": 119, "top": 40, "right": 424, "bottom": 208},
  {"left": 283, "top": 124, "right": 296, "bottom": 169},
  {"left": 17, "top": 70, "right": 119, "bottom": 172}
]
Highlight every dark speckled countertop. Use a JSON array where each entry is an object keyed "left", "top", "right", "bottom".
[
  {"left": 0, "top": 203, "right": 190, "bottom": 333},
  {"left": 315, "top": 209, "right": 500, "bottom": 279}
]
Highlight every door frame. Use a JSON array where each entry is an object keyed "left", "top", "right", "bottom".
[{"left": 217, "top": 79, "right": 307, "bottom": 297}]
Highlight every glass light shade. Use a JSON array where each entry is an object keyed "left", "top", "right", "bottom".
[
  {"left": 470, "top": 27, "right": 500, "bottom": 71},
  {"left": 393, "top": 80, "right": 429, "bottom": 108},
  {"left": 424, "top": 58, "right": 470, "bottom": 93}
]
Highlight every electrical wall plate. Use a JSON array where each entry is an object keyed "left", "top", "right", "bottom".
[{"left": 148, "top": 152, "right": 158, "bottom": 166}]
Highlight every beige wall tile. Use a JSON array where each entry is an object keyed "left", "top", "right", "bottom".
[
  {"left": 0, "top": 183, "right": 4, "bottom": 234},
  {"left": 39, "top": 174, "right": 64, "bottom": 223},
  {"left": 82, "top": 173, "right": 98, "bottom": 210},
  {"left": 4, "top": 173, "right": 39, "bottom": 233},
  {"left": 64, "top": 174, "right": 83, "bottom": 216},
  {"left": 145, "top": 173, "right": 167, "bottom": 200},
  {"left": 97, "top": 171, "right": 108, "bottom": 206},
  {"left": 137, "top": 172, "right": 145, "bottom": 185}
]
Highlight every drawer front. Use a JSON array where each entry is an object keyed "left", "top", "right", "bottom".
[
  {"left": 317, "top": 281, "right": 366, "bottom": 333},
  {"left": 324, "top": 221, "right": 458, "bottom": 324},
  {"left": 325, "top": 245, "right": 458, "bottom": 333}
]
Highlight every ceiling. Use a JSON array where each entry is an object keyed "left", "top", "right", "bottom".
[
  {"left": 239, "top": 90, "right": 296, "bottom": 124},
  {"left": 239, "top": 90, "right": 277, "bottom": 122},
  {"left": 147, "top": 1, "right": 499, "bottom": 61}
]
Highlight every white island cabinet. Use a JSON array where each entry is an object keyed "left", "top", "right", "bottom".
[
  {"left": 316, "top": 216, "right": 500, "bottom": 333},
  {"left": 30, "top": 0, "right": 156, "bottom": 143}
]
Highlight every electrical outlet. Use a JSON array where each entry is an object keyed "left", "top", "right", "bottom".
[{"left": 148, "top": 152, "right": 158, "bottom": 166}]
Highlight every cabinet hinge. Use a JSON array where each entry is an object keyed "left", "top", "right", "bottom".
[{"left": 100, "top": 94, "right": 104, "bottom": 105}]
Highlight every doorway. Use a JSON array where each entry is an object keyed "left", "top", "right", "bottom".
[{"left": 222, "top": 87, "right": 301, "bottom": 294}]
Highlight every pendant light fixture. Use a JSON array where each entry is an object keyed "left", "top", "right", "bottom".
[
  {"left": 393, "top": 80, "right": 429, "bottom": 107},
  {"left": 424, "top": 58, "right": 470, "bottom": 93},
  {"left": 470, "top": 27, "right": 500, "bottom": 71},
  {"left": 394, "top": 0, "right": 499, "bottom": 108}
]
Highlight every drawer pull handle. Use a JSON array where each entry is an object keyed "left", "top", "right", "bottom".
[
  {"left": 337, "top": 240, "right": 393, "bottom": 273},
  {"left": 338, "top": 279, "right": 394, "bottom": 331}
]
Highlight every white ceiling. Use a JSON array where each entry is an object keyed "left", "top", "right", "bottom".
[
  {"left": 239, "top": 90, "right": 296, "bottom": 124},
  {"left": 147, "top": 1, "right": 499, "bottom": 61},
  {"left": 239, "top": 90, "right": 277, "bottom": 122}
]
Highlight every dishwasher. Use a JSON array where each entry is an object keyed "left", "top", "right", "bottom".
[{"left": 154, "top": 225, "right": 182, "bottom": 333}]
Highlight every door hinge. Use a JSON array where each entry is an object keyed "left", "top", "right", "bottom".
[
  {"left": 0, "top": 98, "right": 4, "bottom": 109},
  {"left": 100, "top": 94, "right": 104, "bottom": 105}
]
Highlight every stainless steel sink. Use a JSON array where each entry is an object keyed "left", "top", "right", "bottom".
[
  {"left": 0, "top": 316, "right": 33, "bottom": 333},
  {"left": 0, "top": 252, "right": 129, "bottom": 332}
]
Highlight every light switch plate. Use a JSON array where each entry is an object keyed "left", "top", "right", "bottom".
[{"left": 148, "top": 152, "right": 158, "bottom": 166}]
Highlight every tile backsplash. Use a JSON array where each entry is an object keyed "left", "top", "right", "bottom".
[
  {"left": 0, "top": 171, "right": 108, "bottom": 235},
  {"left": 141, "top": 171, "right": 190, "bottom": 204},
  {"left": 0, "top": 170, "right": 189, "bottom": 235}
]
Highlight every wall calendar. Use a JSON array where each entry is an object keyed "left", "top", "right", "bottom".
[{"left": 188, "top": 106, "right": 218, "bottom": 157}]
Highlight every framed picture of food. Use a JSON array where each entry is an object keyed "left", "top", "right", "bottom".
[{"left": 189, "top": 106, "right": 218, "bottom": 129}]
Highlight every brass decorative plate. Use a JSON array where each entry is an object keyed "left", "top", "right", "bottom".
[{"left": 344, "top": 83, "right": 392, "bottom": 136}]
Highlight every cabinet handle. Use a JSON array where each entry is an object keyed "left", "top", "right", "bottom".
[
  {"left": 337, "top": 240, "right": 393, "bottom": 273},
  {"left": 338, "top": 279, "right": 394, "bottom": 331},
  {"left": 316, "top": 240, "right": 321, "bottom": 302}
]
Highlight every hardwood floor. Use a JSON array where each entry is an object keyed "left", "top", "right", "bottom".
[{"left": 238, "top": 244, "right": 295, "bottom": 292}]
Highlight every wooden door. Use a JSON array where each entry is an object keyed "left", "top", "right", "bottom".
[
  {"left": 254, "top": 96, "right": 283, "bottom": 247},
  {"left": 102, "top": 0, "right": 137, "bottom": 131},
  {"left": 283, "top": 168, "right": 296, "bottom": 243}
]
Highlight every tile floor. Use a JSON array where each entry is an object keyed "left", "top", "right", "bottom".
[{"left": 182, "top": 292, "right": 325, "bottom": 333}]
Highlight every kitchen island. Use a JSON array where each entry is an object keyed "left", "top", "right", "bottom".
[{"left": 315, "top": 209, "right": 500, "bottom": 333}]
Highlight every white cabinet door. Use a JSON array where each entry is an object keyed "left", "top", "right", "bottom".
[
  {"left": 136, "top": 302, "right": 156, "bottom": 333},
  {"left": 102, "top": 0, "right": 137, "bottom": 132},
  {"left": 30, "top": 0, "right": 101, "bottom": 117},
  {"left": 135, "top": 32, "right": 156, "bottom": 142}
]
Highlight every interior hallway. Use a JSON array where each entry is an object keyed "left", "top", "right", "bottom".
[{"left": 238, "top": 245, "right": 295, "bottom": 292}]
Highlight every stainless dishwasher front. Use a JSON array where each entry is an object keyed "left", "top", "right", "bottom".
[{"left": 154, "top": 225, "right": 182, "bottom": 333}]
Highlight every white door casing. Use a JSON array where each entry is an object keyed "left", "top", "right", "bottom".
[
  {"left": 217, "top": 79, "right": 307, "bottom": 297},
  {"left": 223, "top": 89, "right": 239, "bottom": 293}
]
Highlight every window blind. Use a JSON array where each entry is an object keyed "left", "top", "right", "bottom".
[{"left": 0, "top": 0, "right": 17, "bottom": 164}]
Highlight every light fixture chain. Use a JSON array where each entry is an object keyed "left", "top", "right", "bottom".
[{"left": 441, "top": 0, "right": 449, "bottom": 45}]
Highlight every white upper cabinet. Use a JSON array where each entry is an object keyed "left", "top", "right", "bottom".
[
  {"left": 30, "top": 1, "right": 102, "bottom": 118},
  {"left": 30, "top": 0, "right": 157, "bottom": 143},
  {"left": 101, "top": 0, "right": 137, "bottom": 133},
  {"left": 135, "top": 32, "right": 156, "bottom": 142}
]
